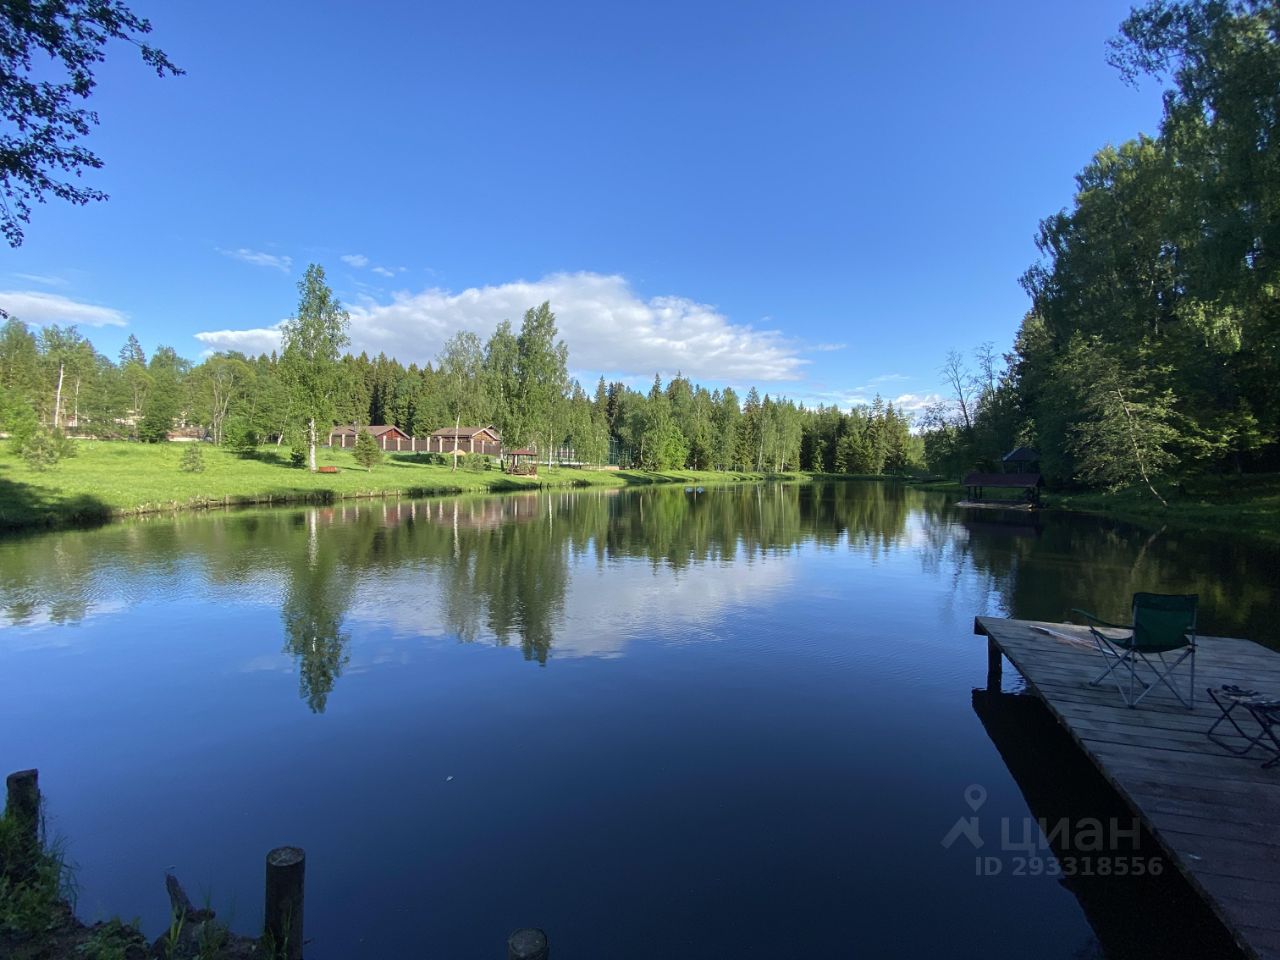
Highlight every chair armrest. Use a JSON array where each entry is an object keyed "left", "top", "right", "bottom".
[{"left": 1070, "top": 608, "right": 1131, "bottom": 630}]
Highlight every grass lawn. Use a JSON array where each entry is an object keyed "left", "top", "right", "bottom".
[{"left": 0, "top": 441, "right": 813, "bottom": 530}]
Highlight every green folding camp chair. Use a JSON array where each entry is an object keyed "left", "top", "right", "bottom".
[{"left": 1071, "top": 593, "right": 1198, "bottom": 709}]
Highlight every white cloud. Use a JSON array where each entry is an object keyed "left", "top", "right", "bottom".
[
  {"left": 218, "top": 247, "right": 293, "bottom": 273},
  {"left": 891, "top": 392, "right": 943, "bottom": 416},
  {"left": 194, "top": 321, "right": 286, "bottom": 356},
  {"left": 789, "top": 385, "right": 941, "bottom": 418},
  {"left": 371, "top": 266, "right": 395, "bottom": 278},
  {"left": 0, "top": 290, "right": 127, "bottom": 327},
  {"left": 341, "top": 254, "right": 370, "bottom": 268},
  {"left": 196, "top": 272, "right": 806, "bottom": 382}
]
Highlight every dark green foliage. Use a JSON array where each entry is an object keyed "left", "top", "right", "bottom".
[
  {"left": 353, "top": 430, "right": 382, "bottom": 470},
  {"left": 0, "top": 800, "right": 71, "bottom": 940},
  {"left": 224, "top": 417, "right": 261, "bottom": 457},
  {"left": 137, "top": 406, "right": 173, "bottom": 443},
  {"left": 6, "top": 394, "right": 77, "bottom": 470},
  {"left": 457, "top": 452, "right": 491, "bottom": 471},
  {"left": 79, "top": 918, "right": 149, "bottom": 960},
  {"left": 288, "top": 449, "right": 306, "bottom": 469},
  {"left": 179, "top": 443, "right": 205, "bottom": 473},
  {"left": 1005, "top": 0, "right": 1280, "bottom": 490}
]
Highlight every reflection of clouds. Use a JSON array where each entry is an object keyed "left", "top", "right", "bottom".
[
  {"left": 344, "top": 553, "right": 796, "bottom": 660},
  {"left": 1, "top": 598, "right": 129, "bottom": 642},
  {"left": 238, "top": 653, "right": 293, "bottom": 673}
]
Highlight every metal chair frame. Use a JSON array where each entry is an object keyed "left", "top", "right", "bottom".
[
  {"left": 1071, "top": 593, "right": 1198, "bottom": 709},
  {"left": 1206, "top": 685, "right": 1280, "bottom": 768}
]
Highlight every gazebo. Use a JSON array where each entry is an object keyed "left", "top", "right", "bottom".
[{"left": 504, "top": 448, "right": 538, "bottom": 476}]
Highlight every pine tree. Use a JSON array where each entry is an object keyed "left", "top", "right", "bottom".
[
  {"left": 353, "top": 430, "right": 383, "bottom": 471},
  {"left": 179, "top": 443, "right": 205, "bottom": 473}
]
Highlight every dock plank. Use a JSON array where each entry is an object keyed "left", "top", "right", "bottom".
[{"left": 975, "top": 616, "right": 1280, "bottom": 960}]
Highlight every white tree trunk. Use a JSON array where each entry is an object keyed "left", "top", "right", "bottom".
[
  {"left": 52, "top": 362, "right": 65, "bottom": 429},
  {"left": 308, "top": 418, "right": 317, "bottom": 472}
]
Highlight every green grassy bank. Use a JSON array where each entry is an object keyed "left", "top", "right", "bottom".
[
  {"left": 912, "top": 475, "right": 1280, "bottom": 541},
  {"left": 1047, "top": 473, "right": 1280, "bottom": 542},
  {"left": 0, "top": 441, "right": 813, "bottom": 531}
]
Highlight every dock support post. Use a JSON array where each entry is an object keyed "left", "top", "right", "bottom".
[
  {"left": 264, "top": 846, "right": 305, "bottom": 960},
  {"left": 5, "top": 769, "right": 40, "bottom": 880},
  {"left": 507, "top": 928, "right": 549, "bottom": 960},
  {"left": 986, "top": 638, "right": 1003, "bottom": 693}
]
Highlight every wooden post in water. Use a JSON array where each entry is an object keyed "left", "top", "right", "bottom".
[
  {"left": 5, "top": 768, "right": 39, "bottom": 843},
  {"left": 264, "top": 846, "right": 305, "bottom": 960},
  {"left": 507, "top": 928, "right": 549, "bottom": 960},
  {"left": 5, "top": 769, "right": 40, "bottom": 881},
  {"left": 986, "top": 637, "right": 1003, "bottom": 693}
]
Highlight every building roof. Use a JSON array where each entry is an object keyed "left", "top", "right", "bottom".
[
  {"left": 507, "top": 448, "right": 537, "bottom": 456},
  {"left": 1002, "top": 446, "right": 1041, "bottom": 463},
  {"left": 330, "top": 424, "right": 407, "bottom": 437},
  {"left": 429, "top": 425, "right": 499, "bottom": 439}
]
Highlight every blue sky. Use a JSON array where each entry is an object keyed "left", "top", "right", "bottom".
[{"left": 1, "top": 0, "right": 1165, "bottom": 414}]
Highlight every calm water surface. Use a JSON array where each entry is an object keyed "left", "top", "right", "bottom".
[{"left": 1, "top": 482, "right": 1275, "bottom": 958}]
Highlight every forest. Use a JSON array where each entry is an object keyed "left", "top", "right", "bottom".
[
  {"left": 4, "top": 0, "right": 1274, "bottom": 501},
  {"left": 0, "top": 295, "right": 921, "bottom": 477},
  {"left": 922, "top": 1, "right": 1280, "bottom": 498}
]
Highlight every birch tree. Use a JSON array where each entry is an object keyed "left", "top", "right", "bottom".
[{"left": 280, "top": 265, "right": 350, "bottom": 472}]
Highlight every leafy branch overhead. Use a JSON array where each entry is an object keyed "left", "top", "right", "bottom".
[{"left": 0, "top": 0, "right": 183, "bottom": 246}]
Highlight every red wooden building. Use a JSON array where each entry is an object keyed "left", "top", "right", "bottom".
[
  {"left": 328, "top": 424, "right": 414, "bottom": 451},
  {"left": 425, "top": 426, "right": 502, "bottom": 456}
]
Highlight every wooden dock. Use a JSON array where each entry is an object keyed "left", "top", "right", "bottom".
[{"left": 975, "top": 616, "right": 1280, "bottom": 960}]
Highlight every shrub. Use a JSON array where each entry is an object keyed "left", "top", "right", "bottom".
[
  {"left": 353, "top": 430, "right": 383, "bottom": 470},
  {"left": 224, "top": 418, "right": 260, "bottom": 457},
  {"left": 289, "top": 449, "right": 306, "bottom": 468},
  {"left": 458, "top": 452, "right": 492, "bottom": 471},
  {"left": 10, "top": 415, "right": 76, "bottom": 472},
  {"left": 136, "top": 408, "right": 172, "bottom": 443},
  {"left": 179, "top": 443, "right": 205, "bottom": 473}
]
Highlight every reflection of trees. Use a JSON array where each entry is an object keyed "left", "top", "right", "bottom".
[
  {"left": 5, "top": 481, "right": 1276, "bottom": 695},
  {"left": 279, "top": 511, "right": 352, "bottom": 712},
  {"left": 917, "top": 503, "right": 1279, "bottom": 644}
]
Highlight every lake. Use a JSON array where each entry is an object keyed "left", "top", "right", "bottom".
[{"left": 1, "top": 482, "right": 1274, "bottom": 958}]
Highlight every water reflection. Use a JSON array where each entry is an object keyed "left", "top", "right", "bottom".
[
  {"left": 281, "top": 510, "right": 352, "bottom": 712},
  {"left": 972, "top": 688, "right": 1243, "bottom": 960},
  {"left": 1, "top": 483, "right": 1276, "bottom": 715},
  {"left": 2, "top": 482, "right": 1277, "bottom": 958}
]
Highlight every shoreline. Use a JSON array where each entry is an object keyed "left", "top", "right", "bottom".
[
  {"left": 0, "top": 442, "right": 836, "bottom": 533},
  {"left": 914, "top": 477, "right": 1280, "bottom": 543}
]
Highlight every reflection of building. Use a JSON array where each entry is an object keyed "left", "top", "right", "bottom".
[
  {"left": 317, "top": 496, "right": 547, "bottom": 532},
  {"left": 328, "top": 424, "right": 414, "bottom": 451},
  {"left": 424, "top": 494, "right": 541, "bottom": 531}
]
